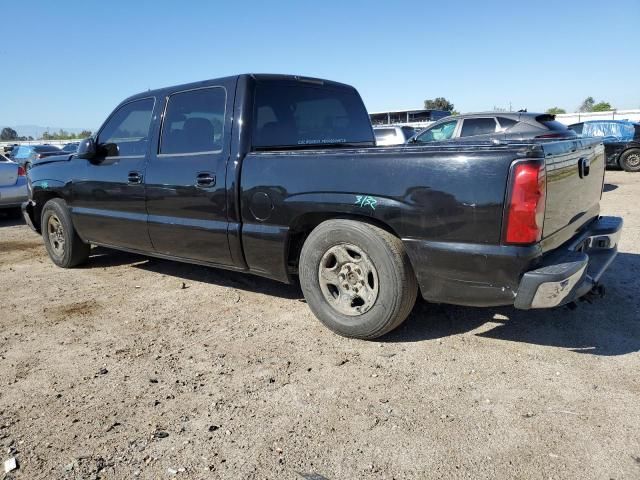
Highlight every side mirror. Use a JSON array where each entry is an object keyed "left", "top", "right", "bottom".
[{"left": 76, "top": 137, "right": 96, "bottom": 160}]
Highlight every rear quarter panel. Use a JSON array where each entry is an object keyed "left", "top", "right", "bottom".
[{"left": 239, "top": 145, "right": 523, "bottom": 279}]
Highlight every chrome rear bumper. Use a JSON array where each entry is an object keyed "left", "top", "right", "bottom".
[{"left": 515, "top": 216, "right": 622, "bottom": 310}]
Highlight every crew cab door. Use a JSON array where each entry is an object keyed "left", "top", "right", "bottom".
[
  {"left": 144, "top": 84, "right": 233, "bottom": 266},
  {"left": 71, "top": 97, "right": 156, "bottom": 250}
]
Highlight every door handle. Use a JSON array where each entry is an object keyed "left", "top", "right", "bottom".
[
  {"left": 578, "top": 157, "right": 590, "bottom": 178},
  {"left": 196, "top": 172, "right": 216, "bottom": 188},
  {"left": 128, "top": 171, "right": 142, "bottom": 184}
]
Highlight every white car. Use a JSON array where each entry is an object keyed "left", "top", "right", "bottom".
[{"left": 373, "top": 126, "right": 417, "bottom": 146}]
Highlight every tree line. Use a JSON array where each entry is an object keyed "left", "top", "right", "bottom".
[
  {"left": 422, "top": 97, "right": 615, "bottom": 117},
  {"left": 544, "top": 97, "right": 613, "bottom": 115},
  {"left": 1, "top": 127, "right": 92, "bottom": 142}
]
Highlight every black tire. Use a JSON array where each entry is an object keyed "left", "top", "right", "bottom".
[
  {"left": 41, "top": 198, "right": 90, "bottom": 268},
  {"left": 299, "top": 219, "right": 418, "bottom": 339},
  {"left": 620, "top": 149, "right": 640, "bottom": 172}
]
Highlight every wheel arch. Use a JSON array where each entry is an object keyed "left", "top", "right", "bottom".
[
  {"left": 31, "top": 189, "right": 67, "bottom": 233},
  {"left": 285, "top": 212, "right": 403, "bottom": 274}
]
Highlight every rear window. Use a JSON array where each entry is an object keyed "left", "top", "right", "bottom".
[
  {"left": 535, "top": 115, "right": 569, "bottom": 131},
  {"left": 253, "top": 82, "right": 374, "bottom": 149}
]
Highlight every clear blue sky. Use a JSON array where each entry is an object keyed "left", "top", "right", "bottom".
[{"left": 2, "top": 0, "right": 639, "bottom": 131}]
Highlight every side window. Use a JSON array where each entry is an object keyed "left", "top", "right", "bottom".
[
  {"left": 98, "top": 98, "right": 154, "bottom": 157},
  {"left": 460, "top": 118, "right": 498, "bottom": 137},
  {"left": 497, "top": 117, "right": 518, "bottom": 130},
  {"left": 160, "top": 87, "right": 226, "bottom": 155},
  {"left": 415, "top": 120, "right": 457, "bottom": 143}
]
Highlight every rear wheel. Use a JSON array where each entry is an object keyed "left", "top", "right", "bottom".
[
  {"left": 299, "top": 219, "right": 417, "bottom": 339},
  {"left": 41, "top": 198, "right": 90, "bottom": 268},
  {"left": 620, "top": 149, "right": 640, "bottom": 172}
]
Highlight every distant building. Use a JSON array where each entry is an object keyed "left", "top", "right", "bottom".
[
  {"left": 369, "top": 109, "right": 451, "bottom": 127},
  {"left": 554, "top": 109, "right": 640, "bottom": 126}
]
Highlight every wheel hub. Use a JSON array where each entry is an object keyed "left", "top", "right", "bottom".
[
  {"left": 318, "top": 244, "right": 379, "bottom": 316},
  {"left": 47, "top": 215, "right": 65, "bottom": 256}
]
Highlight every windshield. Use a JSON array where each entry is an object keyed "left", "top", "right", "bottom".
[{"left": 252, "top": 82, "right": 374, "bottom": 149}]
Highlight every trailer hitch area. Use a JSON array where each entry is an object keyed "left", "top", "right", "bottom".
[
  {"left": 580, "top": 283, "right": 606, "bottom": 304},
  {"left": 565, "top": 284, "right": 606, "bottom": 310}
]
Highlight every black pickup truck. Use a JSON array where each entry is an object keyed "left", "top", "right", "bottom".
[{"left": 23, "top": 74, "right": 622, "bottom": 339}]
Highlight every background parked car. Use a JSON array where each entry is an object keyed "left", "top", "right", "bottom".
[
  {"left": 3, "top": 144, "right": 19, "bottom": 155},
  {"left": 0, "top": 153, "right": 27, "bottom": 219},
  {"left": 407, "top": 112, "right": 576, "bottom": 144},
  {"left": 10, "top": 144, "right": 63, "bottom": 169},
  {"left": 374, "top": 126, "right": 418, "bottom": 146},
  {"left": 568, "top": 120, "right": 640, "bottom": 172}
]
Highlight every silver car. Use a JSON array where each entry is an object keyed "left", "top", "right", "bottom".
[
  {"left": 0, "top": 154, "right": 28, "bottom": 218},
  {"left": 407, "top": 112, "right": 576, "bottom": 144},
  {"left": 374, "top": 126, "right": 418, "bottom": 146}
]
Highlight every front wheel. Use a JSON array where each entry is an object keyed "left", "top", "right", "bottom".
[
  {"left": 41, "top": 198, "right": 90, "bottom": 268},
  {"left": 620, "top": 148, "right": 640, "bottom": 172},
  {"left": 299, "top": 220, "right": 417, "bottom": 339}
]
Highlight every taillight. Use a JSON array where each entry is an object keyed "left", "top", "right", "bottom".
[
  {"left": 17, "top": 166, "right": 26, "bottom": 176},
  {"left": 504, "top": 162, "right": 546, "bottom": 244}
]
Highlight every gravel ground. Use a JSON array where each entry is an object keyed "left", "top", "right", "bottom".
[{"left": 0, "top": 170, "right": 638, "bottom": 480}]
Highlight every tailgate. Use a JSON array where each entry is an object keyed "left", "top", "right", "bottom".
[
  {"left": 541, "top": 138, "right": 605, "bottom": 248},
  {"left": 0, "top": 162, "right": 18, "bottom": 187}
]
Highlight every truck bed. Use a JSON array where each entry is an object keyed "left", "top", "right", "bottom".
[{"left": 239, "top": 138, "right": 606, "bottom": 305}]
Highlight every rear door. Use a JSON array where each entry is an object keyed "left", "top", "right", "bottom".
[{"left": 144, "top": 82, "right": 234, "bottom": 266}]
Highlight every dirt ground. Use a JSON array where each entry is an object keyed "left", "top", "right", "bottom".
[{"left": 0, "top": 170, "right": 638, "bottom": 480}]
